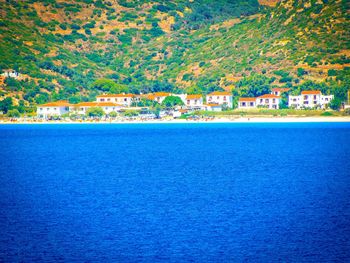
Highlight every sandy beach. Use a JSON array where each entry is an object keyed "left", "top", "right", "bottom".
[{"left": 1, "top": 116, "right": 350, "bottom": 124}]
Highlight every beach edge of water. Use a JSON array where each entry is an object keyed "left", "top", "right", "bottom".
[{"left": 1, "top": 116, "right": 350, "bottom": 124}]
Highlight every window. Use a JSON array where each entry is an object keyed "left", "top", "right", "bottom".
[
  {"left": 223, "top": 96, "right": 226, "bottom": 101},
  {"left": 209, "top": 96, "right": 212, "bottom": 101},
  {"left": 325, "top": 98, "right": 328, "bottom": 101},
  {"left": 124, "top": 98, "right": 127, "bottom": 102},
  {"left": 314, "top": 95, "right": 317, "bottom": 99},
  {"left": 242, "top": 102, "right": 246, "bottom": 106},
  {"left": 54, "top": 108, "right": 57, "bottom": 110},
  {"left": 101, "top": 99, "right": 105, "bottom": 102},
  {"left": 273, "top": 99, "right": 276, "bottom": 103},
  {"left": 260, "top": 99, "right": 263, "bottom": 103},
  {"left": 40, "top": 108, "right": 43, "bottom": 110},
  {"left": 250, "top": 102, "right": 254, "bottom": 106},
  {"left": 187, "top": 100, "right": 190, "bottom": 105},
  {"left": 194, "top": 100, "right": 197, "bottom": 105},
  {"left": 265, "top": 99, "right": 269, "bottom": 103},
  {"left": 304, "top": 95, "right": 308, "bottom": 100},
  {"left": 107, "top": 99, "right": 110, "bottom": 102}
]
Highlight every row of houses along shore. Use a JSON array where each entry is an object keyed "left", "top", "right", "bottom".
[{"left": 37, "top": 89, "right": 334, "bottom": 118}]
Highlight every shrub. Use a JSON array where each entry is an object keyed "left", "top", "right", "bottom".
[
  {"left": 329, "top": 98, "right": 342, "bottom": 111},
  {"left": 86, "top": 107, "right": 104, "bottom": 117},
  {"left": 321, "top": 111, "right": 333, "bottom": 116},
  {"left": 7, "top": 109, "right": 20, "bottom": 118}
]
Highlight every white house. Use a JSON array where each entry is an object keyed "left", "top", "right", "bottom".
[
  {"left": 146, "top": 92, "right": 171, "bottom": 104},
  {"left": 37, "top": 100, "right": 72, "bottom": 118},
  {"left": 1, "top": 70, "right": 20, "bottom": 79},
  {"left": 185, "top": 94, "right": 203, "bottom": 109},
  {"left": 96, "top": 94, "right": 138, "bottom": 107},
  {"left": 256, "top": 94, "right": 281, "bottom": 109},
  {"left": 203, "top": 104, "right": 222, "bottom": 112},
  {"left": 71, "top": 102, "right": 123, "bottom": 115},
  {"left": 206, "top": 91, "right": 232, "bottom": 108},
  {"left": 238, "top": 97, "right": 256, "bottom": 109},
  {"left": 288, "top": 90, "right": 334, "bottom": 109},
  {"left": 271, "top": 88, "right": 290, "bottom": 96}
]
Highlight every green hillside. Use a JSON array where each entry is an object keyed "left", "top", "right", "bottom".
[{"left": 0, "top": 0, "right": 349, "bottom": 110}]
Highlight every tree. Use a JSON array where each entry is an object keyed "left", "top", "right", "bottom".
[
  {"left": 236, "top": 74, "right": 272, "bottom": 97},
  {"left": 123, "top": 110, "right": 139, "bottom": 117},
  {"left": 91, "top": 78, "right": 117, "bottom": 91},
  {"left": 7, "top": 109, "right": 20, "bottom": 118},
  {"left": 91, "top": 79, "right": 129, "bottom": 93},
  {"left": 161, "top": 96, "right": 184, "bottom": 107},
  {"left": 0, "top": 97, "right": 13, "bottom": 113},
  {"left": 109, "top": 111, "right": 118, "bottom": 117},
  {"left": 329, "top": 98, "right": 342, "bottom": 111},
  {"left": 86, "top": 107, "right": 104, "bottom": 117},
  {"left": 279, "top": 92, "right": 289, "bottom": 109}
]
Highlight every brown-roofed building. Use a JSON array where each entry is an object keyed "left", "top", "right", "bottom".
[
  {"left": 185, "top": 94, "right": 203, "bottom": 109},
  {"left": 206, "top": 91, "right": 233, "bottom": 108},
  {"left": 71, "top": 102, "right": 123, "bottom": 115},
  {"left": 238, "top": 97, "right": 257, "bottom": 109},
  {"left": 37, "top": 100, "right": 72, "bottom": 118},
  {"left": 96, "top": 93, "right": 139, "bottom": 107},
  {"left": 271, "top": 88, "right": 290, "bottom": 96},
  {"left": 256, "top": 94, "right": 281, "bottom": 109},
  {"left": 288, "top": 91, "right": 333, "bottom": 109}
]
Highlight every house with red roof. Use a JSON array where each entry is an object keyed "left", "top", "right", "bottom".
[
  {"left": 96, "top": 93, "right": 139, "bottom": 107},
  {"left": 288, "top": 90, "right": 333, "bottom": 109},
  {"left": 206, "top": 91, "right": 233, "bottom": 108},
  {"left": 271, "top": 88, "right": 290, "bottom": 96},
  {"left": 185, "top": 94, "right": 203, "bottom": 109},
  {"left": 71, "top": 102, "right": 124, "bottom": 115},
  {"left": 37, "top": 100, "right": 72, "bottom": 118},
  {"left": 238, "top": 97, "right": 257, "bottom": 109},
  {"left": 256, "top": 94, "right": 281, "bottom": 109}
]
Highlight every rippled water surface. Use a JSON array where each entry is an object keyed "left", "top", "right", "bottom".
[{"left": 0, "top": 123, "right": 350, "bottom": 262}]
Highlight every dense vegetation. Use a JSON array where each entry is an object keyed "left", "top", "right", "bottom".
[{"left": 0, "top": 0, "right": 349, "bottom": 111}]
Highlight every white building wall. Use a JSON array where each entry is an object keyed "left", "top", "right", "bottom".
[
  {"left": 206, "top": 95, "right": 233, "bottom": 107},
  {"left": 238, "top": 101, "right": 256, "bottom": 109},
  {"left": 288, "top": 95, "right": 301, "bottom": 109},
  {"left": 187, "top": 98, "right": 203, "bottom": 108},
  {"left": 256, "top": 98, "right": 280, "bottom": 109},
  {"left": 37, "top": 106, "right": 69, "bottom": 118}
]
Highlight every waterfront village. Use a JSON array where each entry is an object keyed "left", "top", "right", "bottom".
[{"left": 36, "top": 88, "right": 336, "bottom": 120}]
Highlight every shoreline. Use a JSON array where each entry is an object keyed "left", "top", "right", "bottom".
[{"left": 1, "top": 116, "right": 350, "bottom": 124}]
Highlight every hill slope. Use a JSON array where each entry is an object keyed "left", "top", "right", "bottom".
[{"left": 0, "top": 0, "right": 349, "bottom": 107}]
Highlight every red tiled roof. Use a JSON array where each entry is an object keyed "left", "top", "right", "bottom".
[
  {"left": 74, "top": 102, "right": 122, "bottom": 107},
  {"left": 208, "top": 91, "right": 231, "bottom": 96},
  {"left": 97, "top": 93, "right": 134, "bottom": 98},
  {"left": 301, "top": 90, "right": 321, "bottom": 95},
  {"left": 153, "top": 92, "right": 171, "bottom": 97},
  {"left": 186, "top": 94, "right": 202, "bottom": 100},
  {"left": 239, "top": 97, "right": 256, "bottom": 102},
  {"left": 39, "top": 100, "right": 71, "bottom": 107},
  {"left": 205, "top": 103, "right": 221, "bottom": 107},
  {"left": 257, "top": 94, "right": 281, "bottom": 99}
]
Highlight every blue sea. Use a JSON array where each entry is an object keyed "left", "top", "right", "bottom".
[{"left": 0, "top": 123, "right": 350, "bottom": 262}]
